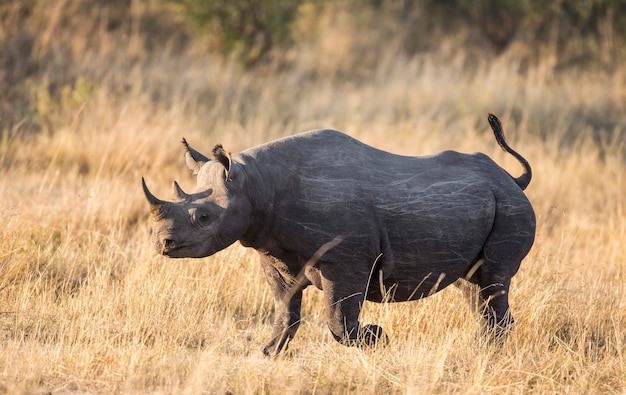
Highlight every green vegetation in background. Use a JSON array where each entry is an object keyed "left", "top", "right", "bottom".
[
  {"left": 1, "top": 0, "right": 626, "bottom": 139},
  {"left": 170, "top": 0, "right": 302, "bottom": 66},
  {"left": 169, "top": 0, "right": 626, "bottom": 66}
]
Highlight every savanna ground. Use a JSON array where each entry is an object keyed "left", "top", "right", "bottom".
[{"left": 1, "top": 1, "right": 626, "bottom": 393}]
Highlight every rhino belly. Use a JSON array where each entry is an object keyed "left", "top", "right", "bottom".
[
  {"left": 367, "top": 255, "right": 476, "bottom": 302},
  {"left": 368, "top": 206, "right": 492, "bottom": 302}
]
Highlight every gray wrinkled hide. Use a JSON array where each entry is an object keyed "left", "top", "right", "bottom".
[{"left": 143, "top": 123, "right": 536, "bottom": 356}]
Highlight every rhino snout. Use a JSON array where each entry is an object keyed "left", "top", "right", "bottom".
[{"left": 156, "top": 237, "right": 183, "bottom": 256}]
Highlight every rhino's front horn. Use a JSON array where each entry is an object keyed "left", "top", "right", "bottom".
[
  {"left": 172, "top": 180, "right": 189, "bottom": 200},
  {"left": 142, "top": 177, "right": 167, "bottom": 213}
]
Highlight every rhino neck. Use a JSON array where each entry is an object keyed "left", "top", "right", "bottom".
[{"left": 236, "top": 152, "right": 282, "bottom": 250}]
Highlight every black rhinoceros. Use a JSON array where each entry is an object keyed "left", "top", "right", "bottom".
[{"left": 142, "top": 114, "right": 535, "bottom": 356}]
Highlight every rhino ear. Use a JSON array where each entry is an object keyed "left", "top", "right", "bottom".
[
  {"left": 182, "top": 138, "right": 210, "bottom": 175},
  {"left": 212, "top": 144, "right": 232, "bottom": 180}
]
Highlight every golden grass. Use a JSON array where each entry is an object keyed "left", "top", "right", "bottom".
[{"left": 2, "top": 4, "right": 626, "bottom": 394}]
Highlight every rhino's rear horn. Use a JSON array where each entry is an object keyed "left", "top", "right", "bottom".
[
  {"left": 173, "top": 180, "right": 189, "bottom": 200},
  {"left": 142, "top": 177, "right": 167, "bottom": 213}
]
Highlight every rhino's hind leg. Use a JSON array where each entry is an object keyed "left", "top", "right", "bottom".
[
  {"left": 455, "top": 276, "right": 511, "bottom": 342},
  {"left": 477, "top": 275, "right": 514, "bottom": 342},
  {"left": 455, "top": 270, "right": 512, "bottom": 341},
  {"left": 473, "top": 197, "right": 534, "bottom": 343}
]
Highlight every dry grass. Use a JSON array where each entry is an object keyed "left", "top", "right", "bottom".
[{"left": 1, "top": 3, "right": 626, "bottom": 394}]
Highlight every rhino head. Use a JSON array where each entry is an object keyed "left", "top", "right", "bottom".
[{"left": 142, "top": 139, "right": 252, "bottom": 258}]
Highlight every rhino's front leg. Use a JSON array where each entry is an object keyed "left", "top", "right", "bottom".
[
  {"left": 259, "top": 254, "right": 306, "bottom": 356},
  {"left": 321, "top": 264, "right": 388, "bottom": 348},
  {"left": 263, "top": 288, "right": 303, "bottom": 356}
]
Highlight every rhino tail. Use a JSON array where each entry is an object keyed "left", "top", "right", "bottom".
[{"left": 488, "top": 114, "right": 532, "bottom": 190}]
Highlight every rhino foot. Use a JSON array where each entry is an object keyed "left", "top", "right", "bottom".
[
  {"left": 331, "top": 324, "right": 389, "bottom": 349},
  {"left": 478, "top": 308, "right": 514, "bottom": 346},
  {"left": 359, "top": 324, "right": 389, "bottom": 348},
  {"left": 262, "top": 332, "right": 294, "bottom": 357}
]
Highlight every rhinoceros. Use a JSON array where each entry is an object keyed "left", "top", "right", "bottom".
[{"left": 142, "top": 114, "right": 535, "bottom": 356}]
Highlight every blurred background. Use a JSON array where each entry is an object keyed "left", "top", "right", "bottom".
[{"left": 2, "top": 0, "right": 626, "bottom": 143}]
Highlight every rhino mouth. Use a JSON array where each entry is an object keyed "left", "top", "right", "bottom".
[
  {"left": 161, "top": 246, "right": 178, "bottom": 256},
  {"left": 160, "top": 241, "right": 189, "bottom": 256}
]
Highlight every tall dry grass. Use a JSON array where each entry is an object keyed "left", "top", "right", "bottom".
[{"left": 1, "top": 2, "right": 626, "bottom": 394}]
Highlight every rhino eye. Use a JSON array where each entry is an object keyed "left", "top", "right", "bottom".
[
  {"left": 187, "top": 208, "right": 208, "bottom": 226},
  {"left": 194, "top": 210, "right": 211, "bottom": 226}
]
